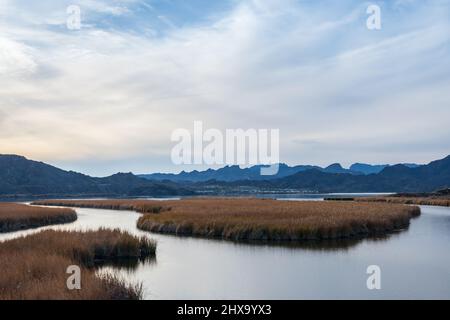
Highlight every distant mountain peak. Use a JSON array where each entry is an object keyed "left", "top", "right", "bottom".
[
  {"left": 323, "top": 163, "right": 354, "bottom": 174},
  {"left": 0, "top": 154, "right": 27, "bottom": 160},
  {"left": 326, "top": 163, "right": 344, "bottom": 170},
  {"left": 109, "top": 172, "right": 135, "bottom": 178},
  {"left": 349, "top": 163, "right": 389, "bottom": 175}
]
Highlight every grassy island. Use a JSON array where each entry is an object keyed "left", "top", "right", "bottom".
[
  {"left": 357, "top": 196, "right": 450, "bottom": 207},
  {"left": 0, "top": 203, "right": 77, "bottom": 233},
  {"left": 33, "top": 198, "right": 420, "bottom": 242},
  {"left": 0, "top": 228, "right": 156, "bottom": 300}
]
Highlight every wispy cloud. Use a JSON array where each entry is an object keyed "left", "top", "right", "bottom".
[{"left": 0, "top": 0, "right": 449, "bottom": 175}]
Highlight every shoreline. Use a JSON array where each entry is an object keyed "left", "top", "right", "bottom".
[
  {"left": 0, "top": 203, "right": 77, "bottom": 233},
  {"left": 0, "top": 228, "right": 156, "bottom": 300},
  {"left": 356, "top": 197, "right": 450, "bottom": 207},
  {"left": 32, "top": 198, "right": 421, "bottom": 242}
]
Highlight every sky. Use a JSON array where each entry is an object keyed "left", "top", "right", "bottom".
[{"left": 0, "top": 0, "right": 449, "bottom": 176}]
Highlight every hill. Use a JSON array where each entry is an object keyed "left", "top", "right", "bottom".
[{"left": 0, "top": 155, "right": 193, "bottom": 198}]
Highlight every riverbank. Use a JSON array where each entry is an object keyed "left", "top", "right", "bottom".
[
  {"left": 0, "top": 203, "right": 77, "bottom": 233},
  {"left": 0, "top": 228, "right": 156, "bottom": 300},
  {"left": 33, "top": 198, "right": 421, "bottom": 241},
  {"left": 356, "top": 196, "right": 450, "bottom": 207}
]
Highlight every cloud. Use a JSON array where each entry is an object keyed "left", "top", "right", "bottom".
[
  {"left": 0, "top": 0, "right": 449, "bottom": 175},
  {"left": 0, "top": 38, "right": 37, "bottom": 76},
  {"left": 78, "top": 0, "right": 132, "bottom": 16}
]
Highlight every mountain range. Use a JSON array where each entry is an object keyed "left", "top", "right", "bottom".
[
  {"left": 1, "top": 154, "right": 449, "bottom": 197},
  {"left": 190, "top": 156, "right": 450, "bottom": 193},
  {"left": 139, "top": 162, "right": 421, "bottom": 182},
  {"left": 0, "top": 155, "right": 193, "bottom": 198}
]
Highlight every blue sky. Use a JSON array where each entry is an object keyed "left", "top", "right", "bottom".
[{"left": 0, "top": 0, "right": 449, "bottom": 176}]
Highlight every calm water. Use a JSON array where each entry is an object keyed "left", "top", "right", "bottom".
[{"left": 1, "top": 199, "right": 450, "bottom": 299}]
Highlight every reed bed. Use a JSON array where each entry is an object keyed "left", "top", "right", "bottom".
[
  {"left": 0, "top": 229, "right": 156, "bottom": 300},
  {"left": 32, "top": 199, "right": 170, "bottom": 214},
  {"left": 357, "top": 197, "right": 450, "bottom": 207},
  {"left": 33, "top": 198, "right": 420, "bottom": 241},
  {"left": 0, "top": 203, "right": 77, "bottom": 233}
]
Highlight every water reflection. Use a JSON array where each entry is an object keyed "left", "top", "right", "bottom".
[
  {"left": 234, "top": 234, "right": 394, "bottom": 251},
  {"left": 144, "top": 230, "right": 398, "bottom": 252},
  {"left": 95, "top": 256, "right": 157, "bottom": 271}
]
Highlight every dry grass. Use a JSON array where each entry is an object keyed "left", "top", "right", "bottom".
[
  {"left": 0, "top": 228, "right": 156, "bottom": 300},
  {"left": 32, "top": 199, "right": 170, "bottom": 214},
  {"left": 0, "top": 202, "right": 77, "bottom": 233},
  {"left": 33, "top": 198, "right": 421, "bottom": 241},
  {"left": 356, "top": 197, "right": 450, "bottom": 207}
]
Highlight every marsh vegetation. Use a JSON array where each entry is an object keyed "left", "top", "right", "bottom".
[
  {"left": 33, "top": 198, "right": 420, "bottom": 241},
  {"left": 33, "top": 199, "right": 170, "bottom": 214},
  {"left": 357, "top": 196, "right": 450, "bottom": 207},
  {"left": 0, "top": 228, "right": 156, "bottom": 300},
  {"left": 0, "top": 202, "right": 77, "bottom": 233}
]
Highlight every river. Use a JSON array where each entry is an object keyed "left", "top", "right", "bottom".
[{"left": 1, "top": 198, "right": 449, "bottom": 299}]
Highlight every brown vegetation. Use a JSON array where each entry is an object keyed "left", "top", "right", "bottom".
[
  {"left": 32, "top": 199, "right": 171, "bottom": 214},
  {"left": 0, "top": 228, "right": 156, "bottom": 300},
  {"left": 0, "top": 202, "right": 77, "bottom": 233},
  {"left": 356, "top": 197, "right": 450, "bottom": 207},
  {"left": 33, "top": 198, "right": 421, "bottom": 241}
]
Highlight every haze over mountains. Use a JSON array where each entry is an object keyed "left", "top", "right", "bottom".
[{"left": 0, "top": 154, "right": 449, "bottom": 197}]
